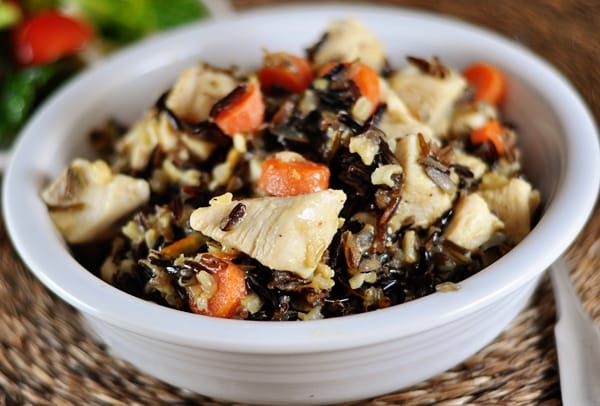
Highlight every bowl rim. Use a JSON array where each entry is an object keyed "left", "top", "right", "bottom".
[{"left": 3, "top": 3, "right": 599, "bottom": 354}]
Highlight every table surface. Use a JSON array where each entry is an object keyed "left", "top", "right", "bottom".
[{"left": 1, "top": 0, "right": 599, "bottom": 404}]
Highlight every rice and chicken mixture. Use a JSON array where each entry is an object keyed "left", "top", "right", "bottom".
[{"left": 41, "top": 19, "right": 541, "bottom": 320}]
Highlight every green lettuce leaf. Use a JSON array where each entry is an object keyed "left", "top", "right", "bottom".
[
  {"left": 62, "top": 0, "right": 209, "bottom": 45},
  {"left": 0, "top": 58, "right": 81, "bottom": 146}
]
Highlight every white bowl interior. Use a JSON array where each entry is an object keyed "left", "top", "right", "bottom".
[{"left": 3, "top": 4, "right": 599, "bottom": 354}]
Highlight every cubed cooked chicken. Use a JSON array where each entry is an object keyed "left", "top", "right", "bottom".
[
  {"left": 444, "top": 193, "right": 504, "bottom": 250},
  {"left": 190, "top": 189, "right": 347, "bottom": 279},
  {"left": 389, "top": 134, "right": 453, "bottom": 231},
  {"left": 311, "top": 19, "right": 386, "bottom": 72},
  {"left": 115, "top": 113, "right": 179, "bottom": 171},
  {"left": 378, "top": 79, "right": 434, "bottom": 151},
  {"left": 41, "top": 159, "right": 150, "bottom": 244},
  {"left": 451, "top": 150, "right": 489, "bottom": 180},
  {"left": 389, "top": 61, "right": 467, "bottom": 136},
  {"left": 165, "top": 63, "right": 238, "bottom": 121},
  {"left": 480, "top": 177, "right": 541, "bottom": 244}
]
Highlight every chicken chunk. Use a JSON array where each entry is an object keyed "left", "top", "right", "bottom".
[
  {"left": 389, "top": 134, "right": 453, "bottom": 231},
  {"left": 190, "top": 189, "right": 347, "bottom": 279},
  {"left": 165, "top": 63, "right": 238, "bottom": 121},
  {"left": 479, "top": 177, "right": 541, "bottom": 244},
  {"left": 41, "top": 159, "right": 150, "bottom": 244},
  {"left": 444, "top": 193, "right": 504, "bottom": 250},
  {"left": 451, "top": 150, "right": 489, "bottom": 179},
  {"left": 378, "top": 80, "right": 434, "bottom": 152},
  {"left": 115, "top": 113, "right": 180, "bottom": 171},
  {"left": 311, "top": 19, "right": 386, "bottom": 72},
  {"left": 389, "top": 62, "right": 467, "bottom": 136}
]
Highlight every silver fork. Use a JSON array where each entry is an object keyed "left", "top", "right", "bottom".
[{"left": 550, "top": 257, "right": 600, "bottom": 405}]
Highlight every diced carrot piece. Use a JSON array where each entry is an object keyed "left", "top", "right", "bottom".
[
  {"left": 470, "top": 119, "right": 506, "bottom": 155},
  {"left": 258, "top": 153, "right": 330, "bottom": 197},
  {"left": 347, "top": 62, "right": 380, "bottom": 109},
  {"left": 319, "top": 61, "right": 380, "bottom": 114},
  {"left": 160, "top": 234, "right": 203, "bottom": 259},
  {"left": 206, "top": 261, "right": 247, "bottom": 318},
  {"left": 462, "top": 63, "right": 506, "bottom": 105},
  {"left": 189, "top": 256, "right": 247, "bottom": 319},
  {"left": 259, "top": 51, "right": 314, "bottom": 93},
  {"left": 213, "top": 83, "right": 265, "bottom": 136}
]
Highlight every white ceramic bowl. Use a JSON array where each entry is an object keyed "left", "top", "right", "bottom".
[{"left": 3, "top": 4, "right": 599, "bottom": 405}]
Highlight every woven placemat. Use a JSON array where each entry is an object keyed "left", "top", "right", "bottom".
[{"left": 1, "top": 1, "right": 599, "bottom": 404}]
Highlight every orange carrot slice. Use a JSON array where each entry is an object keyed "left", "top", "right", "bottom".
[
  {"left": 189, "top": 256, "right": 247, "bottom": 319},
  {"left": 213, "top": 83, "right": 265, "bottom": 136},
  {"left": 259, "top": 52, "right": 314, "bottom": 93},
  {"left": 319, "top": 61, "right": 380, "bottom": 114},
  {"left": 470, "top": 119, "right": 506, "bottom": 155},
  {"left": 462, "top": 63, "right": 506, "bottom": 105},
  {"left": 347, "top": 62, "right": 380, "bottom": 109},
  {"left": 258, "top": 154, "right": 330, "bottom": 197},
  {"left": 206, "top": 261, "right": 247, "bottom": 318}
]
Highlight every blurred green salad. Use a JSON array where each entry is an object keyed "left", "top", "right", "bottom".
[{"left": 0, "top": 0, "right": 208, "bottom": 147}]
